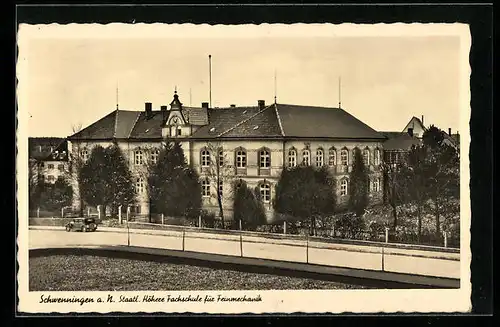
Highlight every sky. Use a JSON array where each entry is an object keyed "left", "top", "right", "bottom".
[{"left": 19, "top": 24, "right": 465, "bottom": 137}]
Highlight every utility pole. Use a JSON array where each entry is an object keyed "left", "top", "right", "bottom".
[{"left": 209, "top": 55, "right": 212, "bottom": 108}]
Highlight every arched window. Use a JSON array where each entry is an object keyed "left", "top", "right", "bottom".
[
  {"left": 135, "top": 149, "right": 143, "bottom": 165},
  {"left": 328, "top": 147, "right": 337, "bottom": 166},
  {"left": 236, "top": 148, "right": 247, "bottom": 168},
  {"left": 201, "top": 149, "right": 211, "bottom": 167},
  {"left": 340, "top": 179, "right": 349, "bottom": 196},
  {"left": 363, "top": 148, "right": 371, "bottom": 166},
  {"left": 260, "top": 183, "right": 271, "bottom": 203},
  {"left": 135, "top": 177, "right": 144, "bottom": 194},
  {"left": 201, "top": 179, "right": 211, "bottom": 197},
  {"left": 80, "top": 149, "right": 88, "bottom": 162},
  {"left": 288, "top": 148, "right": 297, "bottom": 168},
  {"left": 316, "top": 149, "right": 324, "bottom": 167},
  {"left": 340, "top": 149, "right": 348, "bottom": 166},
  {"left": 374, "top": 148, "right": 381, "bottom": 166},
  {"left": 302, "top": 149, "right": 310, "bottom": 166},
  {"left": 259, "top": 149, "right": 271, "bottom": 168},
  {"left": 151, "top": 149, "right": 159, "bottom": 165}
]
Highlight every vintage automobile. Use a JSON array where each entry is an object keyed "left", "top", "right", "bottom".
[{"left": 65, "top": 218, "right": 98, "bottom": 232}]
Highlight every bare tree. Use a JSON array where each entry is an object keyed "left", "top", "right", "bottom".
[
  {"left": 382, "top": 161, "right": 409, "bottom": 229},
  {"left": 136, "top": 144, "right": 164, "bottom": 223},
  {"left": 69, "top": 123, "right": 84, "bottom": 216},
  {"left": 203, "top": 139, "right": 236, "bottom": 229}
]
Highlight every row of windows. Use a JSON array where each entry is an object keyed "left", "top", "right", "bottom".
[
  {"left": 80, "top": 149, "right": 160, "bottom": 166},
  {"left": 40, "top": 163, "right": 65, "bottom": 171},
  {"left": 200, "top": 147, "right": 382, "bottom": 169},
  {"left": 81, "top": 146, "right": 381, "bottom": 169}
]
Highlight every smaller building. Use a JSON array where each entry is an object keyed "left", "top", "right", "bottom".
[
  {"left": 28, "top": 137, "right": 69, "bottom": 184},
  {"left": 402, "top": 115, "right": 427, "bottom": 139}
]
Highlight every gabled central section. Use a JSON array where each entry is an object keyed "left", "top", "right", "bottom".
[{"left": 162, "top": 91, "right": 189, "bottom": 138}]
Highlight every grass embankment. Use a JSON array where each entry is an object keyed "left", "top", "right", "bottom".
[{"left": 29, "top": 255, "right": 369, "bottom": 291}]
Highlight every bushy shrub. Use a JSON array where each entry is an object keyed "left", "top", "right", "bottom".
[
  {"left": 334, "top": 213, "right": 365, "bottom": 239},
  {"left": 200, "top": 210, "right": 216, "bottom": 228}
]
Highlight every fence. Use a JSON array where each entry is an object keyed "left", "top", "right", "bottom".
[{"left": 93, "top": 223, "right": 460, "bottom": 280}]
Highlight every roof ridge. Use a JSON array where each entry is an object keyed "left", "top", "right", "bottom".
[
  {"left": 128, "top": 112, "right": 142, "bottom": 138},
  {"left": 274, "top": 103, "right": 285, "bottom": 137},
  {"left": 217, "top": 105, "right": 273, "bottom": 137}
]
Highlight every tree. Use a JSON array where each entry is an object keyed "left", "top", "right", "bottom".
[
  {"left": 274, "top": 166, "right": 337, "bottom": 236},
  {"left": 203, "top": 140, "right": 235, "bottom": 229},
  {"left": 149, "top": 140, "right": 202, "bottom": 219},
  {"left": 79, "top": 144, "right": 135, "bottom": 216},
  {"left": 348, "top": 148, "right": 369, "bottom": 217},
  {"left": 406, "top": 144, "right": 429, "bottom": 241},
  {"left": 382, "top": 161, "right": 410, "bottom": 229},
  {"left": 79, "top": 145, "right": 108, "bottom": 209},
  {"left": 104, "top": 143, "right": 136, "bottom": 215},
  {"left": 28, "top": 158, "right": 42, "bottom": 211},
  {"left": 422, "top": 126, "right": 460, "bottom": 237},
  {"left": 69, "top": 123, "right": 85, "bottom": 216},
  {"left": 233, "top": 180, "right": 266, "bottom": 231},
  {"left": 36, "top": 177, "right": 73, "bottom": 212}
]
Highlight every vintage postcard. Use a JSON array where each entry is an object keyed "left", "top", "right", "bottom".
[{"left": 17, "top": 22, "right": 471, "bottom": 314}]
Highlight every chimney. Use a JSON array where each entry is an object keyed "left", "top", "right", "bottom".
[
  {"left": 145, "top": 102, "right": 152, "bottom": 118},
  {"left": 258, "top": 100, "right": 265, "bottom": 109},
  {"left": 160, "top": 105, "right": 167, "bottom": 111},
  {"left": 421, "top": 115, "right": 424, "bottom": 126},
  {"left": 407, "top": 128, "right": 414, "bottom": 137},
  {"left": 230, "top": 104, "right": 236, "bottom": 108},
  {"left": 201, "top": 102, "right": 209, "bottom": 109},
  {"left": 448, "top": 128, "right": 452, "bottom": 136}
]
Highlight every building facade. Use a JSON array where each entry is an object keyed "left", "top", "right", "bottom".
[
  {"left": 28, "top": 137, "right": 69, "bottom": 184},
  {"left": 68, "top": 92, "right": 386, "bottom": 222}
]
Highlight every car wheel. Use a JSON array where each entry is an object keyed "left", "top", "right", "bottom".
[
  {"left": 81, "top": 226, "right": 86, "bottom": 232},
  {"left": 65, "top": 226, "right": 71, "bottom": 232}
]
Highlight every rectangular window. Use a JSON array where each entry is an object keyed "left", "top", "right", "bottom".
[
  {"left": 236, "top": 150, "right": 247, "bottom": 168},
  {"left": 151, "top": 149, "right": 159, "bottom": 165},
  {"left": 202, "top": 179, "right": 211, "bottom": 197},
  {"left": 328, "top": 149, "right": 336, "bottom": 166},
  {"left": 201, "top": 150, "right": 210, "bottom": 167},
  {"left": 47, "top": 175, "right": 55, "bottom": 182},
  {"left": 340, "top": 150, "right": 348, "bottom": 165},
  {"left": 259, "top": 150, "right": 270, "bottom": 168},
  {"left": 47, "top": 164, "right": 54, "bottom": 169},
  {"left": 135, "top": 150, "right": 143, "bottom": 165},
  {"left": 218, "top": 180, "right": 223, "bottom": 198},
  {"left": 177, "top": 128, "right": 182, "bottom": 136},
  {"left": 58, "top": 164, "right": 64, "bottom": 171},
  {"left": 340, "top": 179, "right": 348, "bottom": 196}
]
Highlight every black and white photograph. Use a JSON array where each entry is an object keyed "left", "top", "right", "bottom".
[{"left": 17, "top": 22, "right": 471, "bottom": 314}]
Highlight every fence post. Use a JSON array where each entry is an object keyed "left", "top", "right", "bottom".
[
  {"left": 240, "top": 232, "right": 243, "bottom": 257},
  {"left": 126, "top": 206, "right": 130, "bottom": 222},
  {"left": 182, "top": 229, "right": 185, "bottom": 251},
  {"left": 332, "top": 225, "right": 335, "bottom": 238},
  {"left": 443, "top": 231, "right": 448, "bottom": 248},
  {"left": 283, "top": 221, "right": 287, "bottom": 235},
  {"left": 385, "top": 227, "right": 390, "bottom": 243},
  {"left": 161, "top": 213, "right": 164, "bottom": 225},
  {"left": 87, "top": 207, "right": 90, "bottom": 217},
  {"left": 306, "top": 234, "right": 309, "bottom": 264},
  {"left": 381, "top": 247, "right": 385, "bottom": 271},
  {"left": 61, "top": 207, "right": 64, "bottom": 218},
  {"left": 97, "top": 205, "right": 101, "bottom": 221},
  {"left": 118, "top": 205, "right": 122, "bottom": 224},
  {"left": 37, "top": 207, "right": 40, "bottom": 218},
  {"left": 239, "top": 219, "right": 242, "bottom": 231}
]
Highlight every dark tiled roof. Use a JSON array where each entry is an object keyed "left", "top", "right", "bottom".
[
  {"left": 191, "top": 107, "right": 262, "bottom": 138},
  {"left": 379, "top": 131, "right": 403, "bottom": 139},
  {"left": 276, "top": 104, "right": 385, "bottom": 139},
  {"left": 68, "top": 99, "right": 385, "bottom": 141},
  {"left": 219, "top": 105, "right": 283, "bottom": 138},
  {"left": 69, "top": 111, "right": 118, "bottom": 140},
  {"left": 129, "top": 111, "right": 164, "bottom": 139},
  {"left": 383, "top": 133, "right": 422, "bottom": 151}
]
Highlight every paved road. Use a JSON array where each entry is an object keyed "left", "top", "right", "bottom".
[{"left": 28, "top": 227, "right": 461, "bottom": 279}]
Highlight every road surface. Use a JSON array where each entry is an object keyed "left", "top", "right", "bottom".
[{"left": 28, "top": 227, "right": 461, "bottom": 279}]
